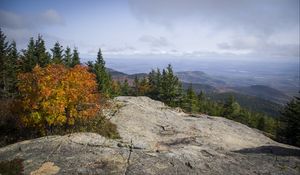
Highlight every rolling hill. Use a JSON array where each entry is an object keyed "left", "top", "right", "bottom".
[
  {"left": 175, "top": 71, "right": 226, "bottom": 87},
  {"left": 107, "top": 68, "right": 287, "bottom": 117},
  {"left": 208, "top": 92, "right": 283, "bottom": 117},
  {"left": 173, "top": 71, "right": 291, "bottom": 105},
  {"left": 231, "top": 85, "right": 291, "bottom": 105},
  {"left": 182, "top": 82, "right": 218, "bottom": 94}
]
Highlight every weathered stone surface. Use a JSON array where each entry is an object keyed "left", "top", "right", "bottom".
[{"left": 0, "top": 96, "right": 299, "bottom": 174}]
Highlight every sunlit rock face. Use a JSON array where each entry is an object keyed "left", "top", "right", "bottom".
[{"left": 1, "top": 96, "right": 299, "bottom": 175}]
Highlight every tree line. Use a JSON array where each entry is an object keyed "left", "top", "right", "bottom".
[
  {"left": 0, "top": 29, "right": 299, "bottom": 147},
  {"left": 0, "top": 29, "right": 118, "bottom": 144},
  {"left": 0, "top": 30, "right": 81, "bottom": 100}
]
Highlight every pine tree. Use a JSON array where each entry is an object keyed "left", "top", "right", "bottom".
[
  {"left": 89, "top": 48, "right": 111, "bottom": 97},
  {"left": 0, "top": 29, "right": 9, "bottom": 98},
  {"left": 20, "top": 35, "right": 50, "bottom": 72},
  {"left": 70, "top": 47, "right": 80, "bottom": 67},
  {"left": 96, "top": 48, "right": 105, "bottom": 68},
  {"left": 257, "top": 116, "right": 266, "bottom": 131},
  {"left": 223, "top": 95, "right": 241, "bottom": 119},
  {"left": 0, "top": 29, "right": 8, "bottom": 72},
  {"left": 133, "top": 76, "right": 140, "bottom": 96},
  {"left": 51, "top": 42, "right": 64, "bottom": 64},
  {"left": 63, "top": 47, "right": 72, "bottom": 67},
  {"left": 35, "top": 35, "right": 51, "bottom": 67},
  {"left": 160, "top": 64, "right": 183, "bottom": 107},
  {"left": 278, "top": 95, "right": 300, "bottom": 146},
  {"left": 4, "top": 41, "right": 19, "bottom": 97},
  {"left": 197, "top": 91, "right": 207, "bottom": 113},
  {"left": 148, "top": 68, "right": 161, "bottom": 100},
  {"left": 0, "top": 30, "right": 20, "bottom": 98},
  {"left": 121, "top": 79, "right": 130, "bottom": 96},
  {"left": 183, "top": 84, "right": 199, "bottom": 113},
  {"left": 21, "top": 37, "right": 36, "bottom": 72}
]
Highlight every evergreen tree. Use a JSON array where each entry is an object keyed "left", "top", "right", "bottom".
[
  {"left": 257, "top": 116, "right": 266, "bottom": 131},
  {"left": 96, "top": 48, "right": 105, "bottom": 68},
  {"left": 148, "top": 68, "right": 162, "bottom": 100},
  {"left": 20, "top": 35, "right": 50, "bottom": 72},
  {"left": 121, "top": 79, "right": 130, "bottom": 96},
  {"left": 34, "top": 35, "right": 51, "bottom": 67},
  {"left": 0, "top": 29, "right": 8, "bottom": 72},
  {"left": 183, "top": 84, "right": 198, "bottom": 113},
  {"left": 89, "top": 48, "right": 111, "bottom": 97},
  {"left": 264, "top": 116, "right": 276, "bottom": 135},
  {"left": 223, "top": 95, "right": 241, "bottom": 119},
  {"left": 63, "top": 47, "right": 72, "bottom": 67},
  {"left": 51, "top": 42, "right": 64, "bottom": 64},
  {"left": 197, "top": 91, "right": 207, "bottom": 113},
  {"left": 0, "top": 30, "right": 20, "bottom": 98},
  {"left": 21, "top": 37, "right": 36, "bottom": 72},
  {"left": 160, "top": 64, "right": 183, "bottom": 107},
  {"left": 70, "top": 47, "right": 80, "bottom": 67},
  {"left": 0, "top": 29, "right": 9, "bottom": 98},
  {"left": 207, "top": 101, "right": 223, "bottom": 116},
  {"left": 238, "top": 109, "right": 252, "bottom": 126},
  {"left": 278, "top": 95, "right": 300, "bottom": 146},
  {"left": 4, "top": 41, "right": 19, "bottom": 97},
  {"left": 133, "top": 76, "right": 140, "bottom": 96}
]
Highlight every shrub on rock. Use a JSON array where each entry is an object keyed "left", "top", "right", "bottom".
[{"left": 17, "top": 64, "right": 101, "bottom": 132}]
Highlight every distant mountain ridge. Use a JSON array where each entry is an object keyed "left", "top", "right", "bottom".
[
  {"left": 107, "top": 68, "right": 288, "bottom": 117},
  {"left": 176, "top": 71, "right": 226, "bottom": 87},
  {"left": 172, "top": 70, "right": 291, "bottom": 105},
  {"left": 231, "top": 85, "right": 291, "bottom": 105},
  {"left": 182, "top": 82, "right": 218, "bottom": 94},
  {"left": 208, "top": 92, "right": 282, "bottom": 117}
]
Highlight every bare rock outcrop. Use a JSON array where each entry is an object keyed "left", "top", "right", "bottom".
[{"left": 0, "top": 96, "right": 299, "bottom": 174}]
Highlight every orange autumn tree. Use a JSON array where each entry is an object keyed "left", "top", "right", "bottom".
[{"left": 17, "top": 64, "right": 100, "bottom": 130}]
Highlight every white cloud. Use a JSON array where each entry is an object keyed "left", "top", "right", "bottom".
[{"left": 138, "top": 35, "right": 170, "bottom": 48}]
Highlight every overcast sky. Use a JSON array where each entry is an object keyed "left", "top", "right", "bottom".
[{"left": 0, "top": 0, "right": 299, "bottom": 62}]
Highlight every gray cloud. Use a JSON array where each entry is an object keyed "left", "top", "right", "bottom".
[
  {"left": 0, "top": 10, "right": 25, "bottom": 29},
  {"left": 86, "top": 46, "right": 137, "bottom": 56},
  {"left": 128, "top": 0, "right": 299, "bottom": 37},
  {"left": 255, "top": 43, "right": 299, "bottom": 57},
  {"left": 0, "top": 9, "right": 64, "bottom": 29},
  {"left": 218, "top": 39, "right": 299, "bottom": 57},
  {"left": 138, "top": 35, "right": 170, "bottom": 47},
  {"left": 103, "top": 46, "right": 136, "bottom": 53}
]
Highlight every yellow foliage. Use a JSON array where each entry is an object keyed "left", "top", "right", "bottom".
[{"left": 17, "top": 64, "right": 101, "bottom": 130}]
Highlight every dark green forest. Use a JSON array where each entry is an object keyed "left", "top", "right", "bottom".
[
  {"left": 208, "top": 92, "right": 282, "bottom": 117},
  {"left": 0, "top": 29, "right": 299, "bottom": 147}
]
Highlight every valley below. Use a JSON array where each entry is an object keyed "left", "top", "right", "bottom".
[{"left": 107, "top": 61, "right": 297, "bottom": 118}]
